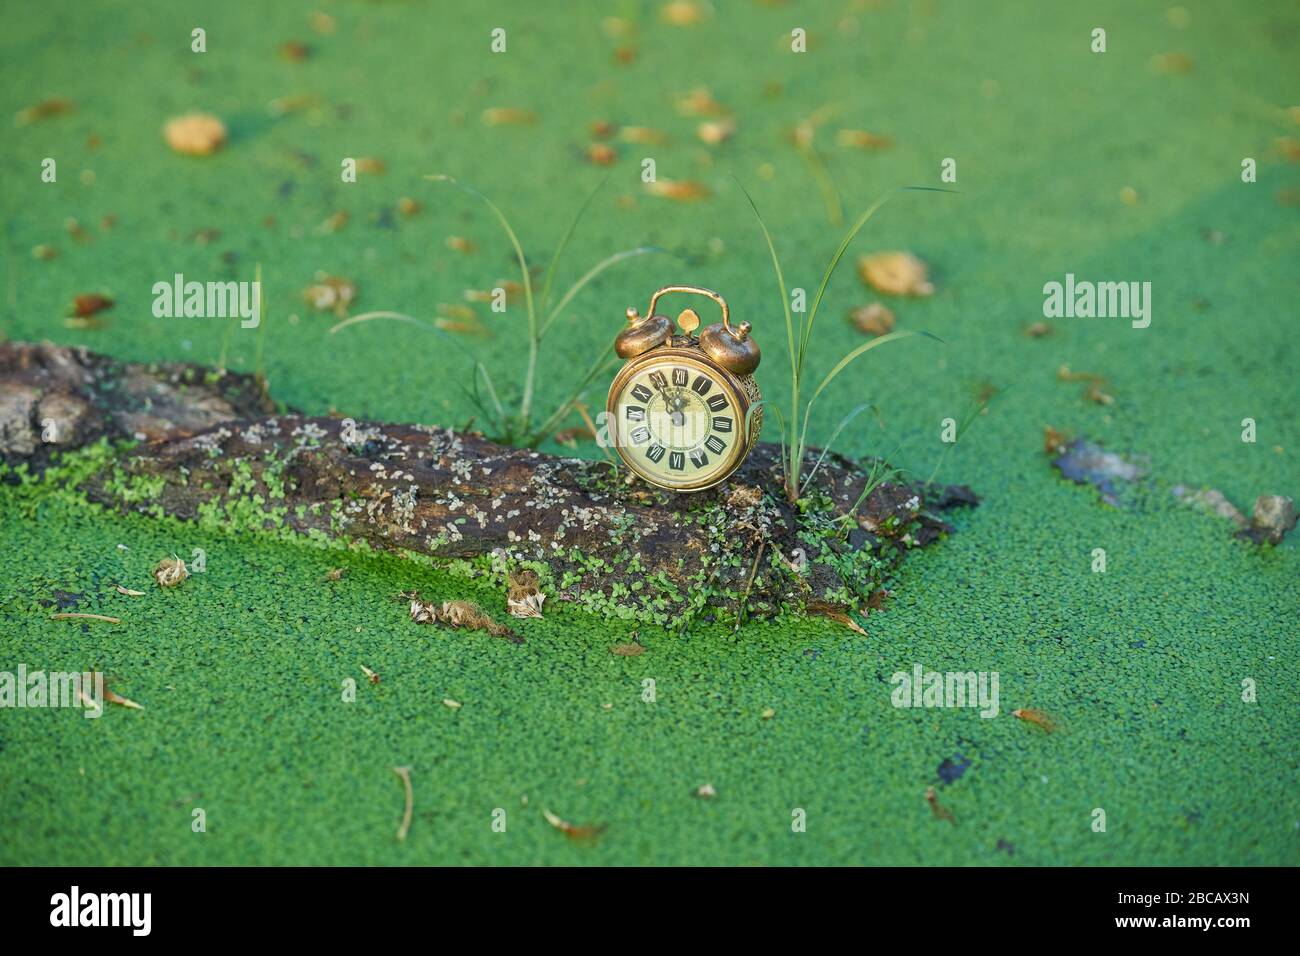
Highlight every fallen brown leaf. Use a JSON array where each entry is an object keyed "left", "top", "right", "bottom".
[
  {"left": 858, "top": 251, "right": 934, "bottom": 297},
  {"left": 70, "top": 293, "right": 114, "bottom": 319},
  {"left": 154, "top": 556, "right": 188, "bottom": 588},
  {"left": 848, "top": 302, "right": 896, "bottom": 336},
  {"left": 542, "top": 808, "right": 607, "bottom": 844},
  {"left": 926, "top": 786, "right": 956, "bottom": 825},
  {"left": 1012, "top": 707, "right": 1056, "bottom": 733},
  {"left": 645, "top": 179, "right": 709, "bottom": 201},
  {"left": 16, "top": 97, "right": 74, "bottom": 125},
  {"left": 164, "top": 113, "right": 227, "bottom": 156}
]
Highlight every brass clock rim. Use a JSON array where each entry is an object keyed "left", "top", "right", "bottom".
[{"left": 606, "top": 347, "right": 753, "bottom": 493}]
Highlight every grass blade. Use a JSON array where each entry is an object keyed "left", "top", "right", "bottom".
[
  {"left": 527, "top": 343, "right": 618, "bottom": 447},
  {"left": 539, "top": 246, "right": 665, "bottom": 339},
  {"left": 799, "top": 401, "right": 880, "bottom": 495},
  {"left": 797, "top": 330, "right": 941, "bottom": 467},
  {"left": 800, "top": 185, "right": 956, "bottom": 377},
  {"left": 426, "top": 175, "right": 538, "bottom": 424},
  {"left": 537, "top": 175, "right": 609, "bottom": 318},
  {"left": 735, "top": 177, "right": 801, "bottom": 497}
]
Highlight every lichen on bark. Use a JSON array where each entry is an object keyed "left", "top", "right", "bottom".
[{"left": 2, "top": 342, "right": 977, "bottom": 626}]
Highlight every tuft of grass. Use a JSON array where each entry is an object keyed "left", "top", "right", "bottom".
[
  {"left": 737, "top": 179, "right": 952, "bottom": 503},
  {"left": 331, "top": 176, "right": 664, "bottom": 448}
]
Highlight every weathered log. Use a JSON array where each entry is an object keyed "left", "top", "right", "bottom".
[{"left": 2, "top": 341, "right": 977, "bottom": 626}]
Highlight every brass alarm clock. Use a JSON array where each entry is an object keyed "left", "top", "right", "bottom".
[{"left": 606, "top": 285, "right": 762, "bottom": 491}]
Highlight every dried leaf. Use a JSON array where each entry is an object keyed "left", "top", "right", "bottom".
[
  {"left": 409, "top": 595, "right": 522, "bottom": 643},
  {"left": 1023, "top": 321, "right": 1053, "bottom": 337},
  {"left": 925, "top": 786, "right": 956, "bottom": 825},
  {"left": 50, "top": 612, "right": 121, "bottom": 624},
  {"left": 848, "top": 302, "right": 896, "bottom": 336},
  {"left": 610, "top": 643, "right": 645, "bottom": 656},
  {"left": 1043, "top": 426, "right": 1070, "bottom": 456},
  {"left": 318, "top": 210, "right": 349, "bottom": 233},
  {"left": 279, "top": 40, "right": 311, "bottom": 62},
  {"left": 726, "top": 485, "right": 763, "bottom": 509},
  {"left": 697, "top": 119, "right": 735, "bottom": 145},
  {"left": 115, "top": 585, "right": 146, "bottom": 597},
  {"left": 645, "top": 179, "right": 709, "bottom": 201},
  {"left": 154, "top": 556, "right": 188, "bottom": 588},
  {"left": 660, "top": 1, "right": 705, "bottom": 26},
  {"left": 506, "top": 569, "right": 545, "bottom": 619},
  {"left": 324, "top": 567, "right": 346, "bottom": 582},
  {"left": 16, "top": 97, "right": 74, "bottom": 125},
  {"left": 70, "top": 293, "right": 114, "bottom": 319},
  {"left": 302, "top": 274, "right": 357, "bottom": 316},
  {"left": 835, "top": 129, "right": 893, "bottom": 150},
  {"left": 1149, "top": 51, "right": 1193, "bottom": 74},
  {"left": 482, "top": 107, "right": 537, "bottom": 126},
  {"left": 619, "top": 126, "right": 669, "bottom": 145},
  {"left": 104, "top": 687, "right": 144, "bottom": 710},
  {"left": 442, "top": 698, "right": 462, "bottom": 710},
  {"left": 542, "top": 808, "right": 607, "bottom": 844},
  {"left": 806, "top": 601, "right": 867, "bottom": 636},
  {"left": 761, "top": 708, "right": 776, "bottom": 719},
  {"left": 163, "top": 113, "right": 227, "bottom": 156},
  {"left": 1011, "top": 707, "right": 1056, "bottom": 733},
  {"left": 360, "top": 665, "right": 380, "bottom": 684},
  {"left": 586, "top": 143, "right": 618, "bottom": 166},
  {"left": 675, "top": 87, "right": 726, "bottom": 117},
  {"left": 858, "top": 252, "right": 934, "bottom": 297}
]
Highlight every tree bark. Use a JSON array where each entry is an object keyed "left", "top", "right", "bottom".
[{"left": 2, "top": 341, "right": 977, "bottom": 625}]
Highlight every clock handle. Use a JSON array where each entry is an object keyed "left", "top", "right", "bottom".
[{"left": 646, "top": 285, "right": 736, "bottom": 335}]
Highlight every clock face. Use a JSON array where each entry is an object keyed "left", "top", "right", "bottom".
[{"left": 609, "top": 353, "right": 745, "bottom": 490}]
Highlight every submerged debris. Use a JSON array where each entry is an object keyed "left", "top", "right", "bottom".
[
  {"left": 1238, "top": 495, "right": 1297, "bottom": 546},
  {"left": 1051, "top": 438, "right": 1145, "bottom": 507},
  {"left": 1172, "top": 486, "right": 1248, "bottom": 528}
]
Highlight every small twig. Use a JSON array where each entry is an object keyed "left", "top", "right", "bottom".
[
  {"left": 393, "top": 766, "right": 414, "bottom": 842},
  {"left": 50, "top": 613, "right": 121, "bottom": 624},
  {"left": 734, "top": 540, "right": 767, "bottom": 632}
]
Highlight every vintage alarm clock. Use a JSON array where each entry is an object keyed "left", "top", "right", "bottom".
[{"left": 606, "top": 285, "right": 762, "bottom": 491}]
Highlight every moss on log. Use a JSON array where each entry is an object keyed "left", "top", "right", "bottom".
[{"left": 2, "top": 342, "right": 977, "bottom": 626}]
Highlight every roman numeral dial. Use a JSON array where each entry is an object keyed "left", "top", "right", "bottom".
[{"left": 610, "top": 358, "right": 745, "bottom": 490}]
